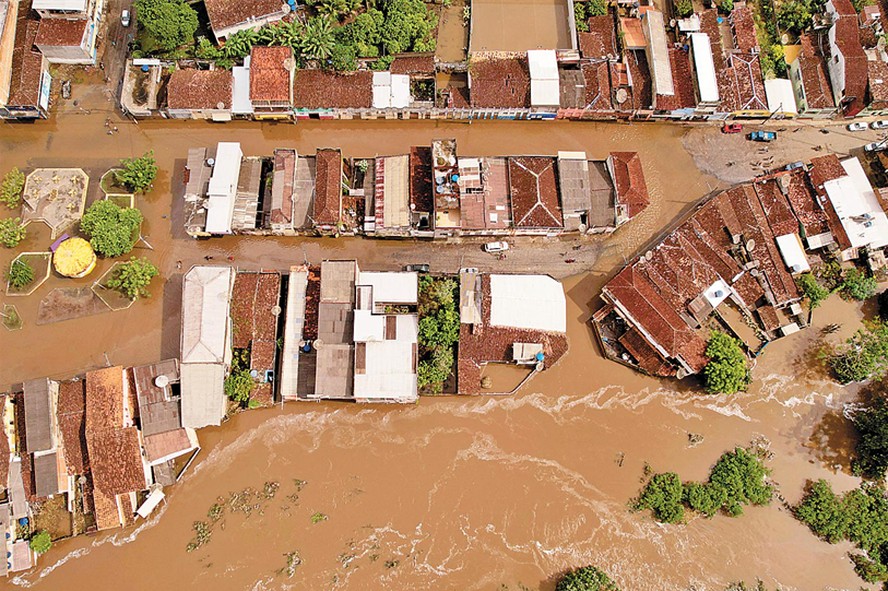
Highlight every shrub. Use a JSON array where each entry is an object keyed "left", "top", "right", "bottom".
[
  {"left": 330, "top": 43, "right": 357, "bottom": 71},
  {"left": 0, "top": 217, "right": 26, "bottom": 248},
  {"left": 115, "top": 150, "right": 157, "bottom": 192},
  {"left": 635, "top": 472, "right": 685, "bottom": 524},
  {"left": 829, "top": 320, "right": 888, "bottom": 384},
  {"left": 717, "top": 0, "right": 734, "bottom": 13},
  {"left": 704, "top": 331, "right": 750, "bottom": 395},
  {"left": 417, "top": 276, "right": 459, "bottom": 392},
  {"left": 29, "top": 531, "right": 51, "bottom": 554},
  {"left": 674, "top": 0, "right": 694, "bottom": 17},
  {"left": 707, "top": 447, "right": 773, "bottom": 514},
  {"left": 797, "top": 273, "right": 831, "bottom": 309},
  {"left": 79, "top": 200, "right": 143, "bottom": 257},
  {"left": 135, "top": 0, "right": 199, "bottom": 52},
  {"left": 841, "top": 268, "right": 878, "bottom": 301},
  {"left": 795, "top": 479, "right": 849, "bottom": 543},
  {"left": 0, "top": 167, "right": 25, "bottom": 208},
  {"left": 6, "top": 258, "right": 35, "bottom": 289},
  {"left": 852, "top": 396, "right": 888, "bottom": 479},
  {"left": 107, "top": 257, "right": 159, "bottom": 300},
  {"left": 684, "top": 482, "right": 727, "bottom": 517},
  {"left": 555, "top": 565, "right": 620, "bottom": 591},
  {"left": 777, "top": 0, "right": 815, "bottom": 35},
  {"left": 224, "top": 368, "right": 253, "bottom": 404}
]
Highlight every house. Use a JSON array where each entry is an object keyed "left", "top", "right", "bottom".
[
  {"left": 0, "top": 5, "right": 51, "bottom": 120},
  {"left": 468, "top": 57, "right": 530, "bottom": 110},
  {"left": 22, "top": 378, "right": 67, "bottom": 499},
  {"left": 764, "top": 78, "right": 799, "bottom": 117},
  {"left": 610, "top": 151, "right": 650, "bottom": 224},
  {"left": 312, "top": 260, "right": 357, "bottom": 400},
  {"left": 205, "top": 142, "right": 244, "bottom": 235},
  {"left": 34, "top": 18, "right": 95, "bottom": 64},
  {"left": 166, "top": 69, "right": 233, "bottom": 121},
  {"left": 641, "top": 9, "right": 674, "bottom": 107},
  {"left": 787, "top": 34, "right": 839, "bottom": 118},
  {"left": 824, "top": 0, "right": 868, "bottom": 116},
  {"left": 180, "top": 265, "right": 235, "bottom": 428},
  {"left": 85, "top": 366, "right": 149, "bottom": 530},
  {"left": 313, "top": 148, "right": 343, "bottom": 233},
  {"left": 372, "top": 71, "right": 411, "bottom": 109},
  {"left": 31, "top": 0, "right": 96, "bottom": 20},
  {"left": 204, "top": 0, "right": 286, "bottom": 41},
  {"left": 279, "top": 265, "right": 309, "bottom": 402},
  {"left": 293, "top": 70, "right": 373, "bottom": 116},
  {"left": 527, "top": 49, "right": 560, "bottom": 109},
  {"left": 183, "top": 147, "right": 212, "bottom": 238},
  {"left": 367, "top": 154, "right": 411, "bottom": 236},
  {"left": 249, "top": 46, "right": 294, "bottom": 119},
  {"left": 689, "top": 32, "right": 720, "bottom": 110},
  {"left": 269, "top": 148, "right": 310, "bottom": 235},
  {"left": 457, "top": 271, "right": 568, "bottom": 394},
  {"left": 508, "top": 156, "right": 564, "bottom": 231}
]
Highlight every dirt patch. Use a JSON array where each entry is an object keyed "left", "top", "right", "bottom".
[
  {"left": 37, "top": 287, "right": 108, "bottom": 325},
  {"left": 31, "top": 495, "right": 73, "bottom": 540}
]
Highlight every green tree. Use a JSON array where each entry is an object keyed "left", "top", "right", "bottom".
[
  {"left": 29, "top": 531, "right": 51, "bottom": 554},
  {"left": 224, "top": 368, "right": 254, "bottom": 404},
  {"left": 223, "top": 28, "right": 259, "bottom": 59},
  {"left": 115, "top": 151, "right": 157, "bottom": 193},
  {"left": 674, "top": 0, "right": 694, "bottom": 17},
  {"left": 707, "top": 447, "right": 773, "bottom": 516},
  {"left": 588, "top": 0, "right": 607, "bottom": 16},
  {"left": 194, "top": 36, "right": 221, "bottom": 60},
  {"left": 555, "top": 565, "right": 620, "bottom": 591},
  {"left": 330, "top": 43, "right": 357, "bottom": 71},
  {"left": 829, "top": 320, "right": 888, "bottom": 384},
  {"left": 851, "top": 0, "right": 876, "bottom": 12},
  {"left": 852, "top": 396, "right": 888, "bottom": 478},
  {"left": 80, "top": 200, "right": 143, "bottom": 258},
  {"left": 6, "top": 258, "right": 34, "bottom": 289},
  {"left": 417, "top": 346, "right": 453, "bottom": 393},
  {"left": 795, "top": 479, "right": 850, "bottom": 543},
  {"left": 841, "top": 268, "right": 878, "bottom": 301},
  {"left": 717, "top": 0, "right": 734, "bottom": 12},
  {"left": 703, "top": 331, "right": 750, "bottom": 395},
  {"left": 134, "top": 0, "right": 199, "bottom": 52},
  {"left": 635, "top": 472, "right": 685, "bottom": 524},
  {"left": 683, "top": 481, "right": 727, "bottom": 517},
  {"left": 107, "top": 257, "right": 159, "bottom": 300},
  {"left": 302, "top": 16, "right": 336, "bottom": 61},
  {"left": 379, "top": 0, "right": 437, "bottom": 54},
  {"left": 0, "top": 217, "right": 26, "bottom": 248},
  {"left": 0, "top": 167, "right": 25, "bottom": 209},
  {"left": 307, "top": 0, "right": 361, "bottom": 20},
  {"left": 796, "top": 273, "right": 831, "bottom": 309},
  {"left": 574, "top": 2, "right": 589, "bottom": 32},
  {"left": 777, "top": 0, "right": 814, "bottom": 35}
]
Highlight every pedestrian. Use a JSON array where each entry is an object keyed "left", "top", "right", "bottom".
[
  {"left": 204, "top": 255, "right": 214, "bottom": 261},
  {"left": 176, "top": 260, "right": 182, "bottom": 270},
  {"left": 227, "top": 256, "right": 234, "bottom": 262}
]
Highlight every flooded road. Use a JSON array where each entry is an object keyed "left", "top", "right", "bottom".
[{"left": 0, "top": 97, "right": 875, "bottom": 589}]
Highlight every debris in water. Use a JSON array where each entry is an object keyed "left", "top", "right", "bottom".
[
  {"left": 186, "top": 520, "right": 212, "bottom": 552},
  {"left": 311, "top": 512, "right": 328, "bottom": 524},
  {"left": 384, "top": 559, "right": 400, "bottom": 569},
  {"left": 278, "top": 551, "right": 302, "bottom": 578},
  {"left": 293, "top": 479, "right": 308, "bottom": 492},
  {"left": 688, "top": 433, "right": 704, "bottom": 447}
]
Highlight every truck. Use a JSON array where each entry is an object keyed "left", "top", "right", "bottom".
[{"left": 748, "top": 130, "right": 777, "bottom": 142}]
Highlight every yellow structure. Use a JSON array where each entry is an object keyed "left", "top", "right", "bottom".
[{"left": 53, "top": 237, "right": 96, "bottom": 278}]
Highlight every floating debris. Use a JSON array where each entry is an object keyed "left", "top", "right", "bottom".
[
  {"left": 186, "top": 520, "right": 212, "bottom": 552},
  {"left": 311, "top": 512, "right": 328, "bottom": 524},
  {"left": 688, "top": 433, "right": 704, "bottom": 448}
]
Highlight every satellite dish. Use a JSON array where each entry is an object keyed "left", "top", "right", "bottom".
[
  {"left": 216, "top": 102, "right": 225, "bottom": 110},
  {"left": 746, "top": 239, "right": 756, "bottom": 251},
  {"left": 281, "top": 4, "right": 291, "bottom": 13},
  {"left": 645, "top": 250, "right": 653, "bottom": 260},
  {"left": 207, "top": 158, "right": 215, "bottom": 166},
  {"left": 154, "top": 375, "right": 170, "bottom": 388},
  {"left": 250, "top": 369, "right": 259, "bottom": 379},
  {"left": 271, "top": 305, "right": 282, "bottom": 316},
  {"left": 615, "top": 88, "right": 629, "bottom": 104}
]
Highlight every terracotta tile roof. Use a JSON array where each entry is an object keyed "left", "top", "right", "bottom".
[
  {"left": 167, "top": 69, "right": 232, "bottom": 110},
  {"left": 249, "top": 46, "right": 292, "bottom": 103},
  {"left": 782, "top": 168, "right": 831, "bottom": 237},
  {"left": 808, "top": 154, "right": 846, "bottom": 188},
  {"left": 92, "top": 487, "right": 120, "bottom": 531},
  {"left": 409, "top": 146, "right": 433, "bottom": 213},
  {"left": 619, "top": 327, "right": 677, "bottom": 377},
  {"left": 725, "top": 53, "right": 768, "bottom": 111},
  {"left": 88, "top": 427, "right": 145, "bottom": 496},
  {"left": 610, "top": 152, "right": 649, "bottom": 218},
  {"left": 205, "top": 0, "right": 283, "bottom": 33},
  {"left": 390, "top": 53, "right": 435, "bottom": 75},
  {"left": 270, "top": 148, "right": 296, "bottom": 225},
  {"left": 797, "top": 34, "right": 837, "bottom": 110},
  {"left": 868, "top": 60, "right": 888, "bottom": 109},
  {"left": 313, "top": 148, "right": 342, "bottom": 226},
  {"left": 626, "top": 49, "right": 653, "bottom": 110},
  {"left": 85, "top": 367, "right": 124, "bottom": 433},
  {"left": 58, "top": 380, "right": 88, "bottom": 475},
  {"left": 655, "top": 47, "right": 696, "bottom": 111},
  {"left": 579, "top": 15, "right": 618, "bottom": 59},
  {"left": 35, "top": 18, "right": 87, "bottom": 47},
  {"left": 730, "top": 7, "right": 759, "bottom": 52},
  {"left": 469, "top": 57, "right": 530, "bottom": 108},
  {"left": 8, "top": 7, "right": 44, "bottom": 108},
  {"left": 582, "top": 61, "right": 613, "bottom": 109},
  {"left": 508, "top": 157, "right": 563, "bottom": 228},
  {"left": 756, "top": 305, "right": 781, "bottom": 332},
  {"left": 752, "top": 175, "right": 802, "bottom": 237},
  {"left": 142, "top": 429, "right": 193, "bottom": 464},
  {"left": 293, "top": 69, "right": 373, "bottom": 109},
  {"left": 831, "top": 0, "right": 868, "bottom": 115},
  {"left": 457, "top": 275, "right": 569, "bottom": 394}
]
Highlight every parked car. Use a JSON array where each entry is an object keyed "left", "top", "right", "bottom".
[
  {"left": 722, "top": 123, "right": 743, "bottom": 134},
  {"left": 847, "top": 121, "right": 869, "bottom": 132},
  {"left": 864, "top": 141, "right": 887, "bottom": 152},
  {"left": 748, "top": 130, "right": 777, "bottom": 142},
  {"left": 403, "top": 264, "right": 430, "bottom": 273},
  {"left": 483, "top": 241, "right": 510, "bottom": 253},
  {"left": 871, "top": 120, "right": 888, "bottom": 130},
  {"left": 121, "top": 9, "right": 130, "bottom": 26}
]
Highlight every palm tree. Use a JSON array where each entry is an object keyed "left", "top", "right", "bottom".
[
  {"left": 223, "top": 29, "right": 258, "bottom": 58},
  {"left": 301, "top": 17, "right": 335, "bottom": 61}
]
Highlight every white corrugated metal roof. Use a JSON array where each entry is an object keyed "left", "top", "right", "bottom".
[
  {"left": 180, "top": 363, "right": 226, "bottom": 428},
  {"left": 136, "top": 488, "right": 166, "bottom": 518},
  {"left": 489, "top": 274, "right": 566, "bottom": 332},
  {"left": 280, "top": 267, "right": 308, "bottom": 401},
  {"left": 32, "top": 0, "right": 86, "bottom": 10},
  {"left": 181, "top": 266, "right": 234, "bottom": 364},
  {"left": 391, "top": 74, "right": 410, "bottom": 108},
  {"left": 353, "top": 339, "right": 418, "bottom": 401},
  {"left": 358, "top": 271, "right": 417, "bottom": 306},
  {"left": 528, "top": 49, "right": 560, "bottom": 107},
  {"left": 703, "top": 279, "right": 730, "bottom": 308},
  {"left": 643, "top": 10, "right": 674, "bottom": 96},
  {"left": 231, "top": 65, "right": 253, "bottom": 114},
  {"left": 206, "top": 142, "right": 243, "bottom": 235},
  {"left": 372, "top": 72, "right": 411, "bottom": 108},
  {"left": 690, "top": 33, "right": 719, "bottom": 104},
  {"left": 824, "top": 158, "right": 888, "bottom": 250},
  {"left": 776, "top": 234, "right": 811, "bottom": 273},
  {"left": 764, "top": 78, "right": 798, "bottom": 115},
  {"left": 527, "top": 49, "right": 558, "bottom": 78}
]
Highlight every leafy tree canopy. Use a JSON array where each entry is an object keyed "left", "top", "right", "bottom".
[
  {"left": 0, "top": 217, "right": 26, "bottom": 248},
  {"left": 135, "top": 0, "right": 198, "bottom": 52},
  {"left": 116, "top": 151, "right": 157, "bottom": 193},
  {"left": 797, "top": 272, "right": 831, "bottom": 309},
  {"left": 6, "top": 258, "right": 35, "bottom": 289},
  {"left": 224, "top": 368, "right": 254, "bottom": 404},
  {"left": 29, "top": 531, "right": 51, "bottom": 554},
  {"left": 852, "top": 396, "right": 888, "bottom": 478},
  {"left": 841, "top": 267, "right": 878, "bottom": 302},
  {"left": 555, "top": 565, "right": 620, "bottom": 591},
  {"left": 79, "top": 200, "right": 143, "bottom": 258},
  {"left": 829, "top": 320, "right": 888, "bottom": 384},
  {"left": 107, "top": 257, "right": 159, "bottom": 300},
  {"left": 0, "top": 167, "right": 25, "bottom": 209},
  {"left": 704, "top": 331, "right": 750, "bottom": 395}
]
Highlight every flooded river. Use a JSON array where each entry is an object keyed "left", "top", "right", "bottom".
[{"left": 0, "top": 99, "right": 873, "bottom": 589}]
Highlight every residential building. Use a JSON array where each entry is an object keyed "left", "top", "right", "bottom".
[
  {"left": 787, "top": 33, "right": 839, "bottom": 118},
  {"left": 205, "top": 142, "right": 244, "bottom": 235},
  {"left": 180, "top": 266, "right": 235, "bottom": 428},
  {"left": 21, "top": 378, "right": 67, "bottom": 499},
  {"left": 508, "top": 156, "right": 564, "bottom": 232},
  {"left": 204, "top": 0, "right": 286, "bottom": 41},
  {"left": 824, "top": 0, "right": 868, "bottom": 116},
  {"left": 0, "top": 4, "right": 51, "bottom": 120},
  {"left": 166, "top": 69, "right": 233, "bottom": 121},
  {"left": 249, "top": 46, "right": 294, "bottom": 119},
  {"left": 34, "top": 18, "right": 95, "bottom": 64},
  {"left": 313, "top": 148, "right": 343, "bottom": 234}
]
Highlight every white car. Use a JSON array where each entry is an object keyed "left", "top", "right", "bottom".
[
  {"left": 121, "top": 9, "right": 130, "bottom": 26},
  {"left": 864, "top": 142, "right": 886, "bottom": 152},
  {"left": 872, "top": 120, "right": 888, "bottom": 130},
  {"left": 847, "top": 121, "right": 869, "bottom": 132},
  {"left": 483, "top": 241, "right": 510, "bottom": 253}
]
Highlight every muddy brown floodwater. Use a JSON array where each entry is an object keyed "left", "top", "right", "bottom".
[{"left": 0, "top": 99, "right": 875, "bottom": 590}]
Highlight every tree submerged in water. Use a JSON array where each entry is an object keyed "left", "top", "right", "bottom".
[
  {"left": 555, "top": 565, "right": 620, "bottom": 591},
  {"left": 703, "top": 331, "right": 750, "bottom": 395}
]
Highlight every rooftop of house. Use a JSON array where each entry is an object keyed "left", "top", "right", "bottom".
[
  {"left": 85, "top": 367, "right": 125, "bottom": 434},
  {"left": 581, "top": 61, "right": 613, "bottom": 109},
  {"left": 142, "top": 428, "right": 195, "bottom": 464},
  {"left": 181, "top": 265, "right": 234, "bottom": 365},
  {"left": 22, "top": 378, "right": 54, "bottom": 453},
  {"left": 313, "top": 148, "right": 342, "bottom": 226},
  {"left": 610, "top": 152, "right": 649, "bottom": 218},
  {"left": 293, "top": 70, "right": 373, "bottom": 109},
  {"left": 8, "top": 6, "right": 43, "bottom": 108},
  {"left": 868, "top": 60, "right": 888, "bottom": 106},
  {"left": 578, "top": 15, "right": 618, "bottom": 59},
  {"left": 796, "top": 34, "right": 837, "bottom": 110},
  {"left": 830, "top": 0, "right": 868, "bottom": 113},
  {"left": 249, "top": 46, "right": 292, "bottom": 103},
  {"left": 204, "top": 0, "right": 283, "bottom": 33},
  {"left": 469, "top": 57, "right": 530, "bottom": 109},
  {"left": 409, "top": 146, "right": 434, "bottom": 214},
  {"left": 508, "top": 156, "right": 563, "bottom": 228},
  {"left": 730, "top": 6, "right": 759, "bottom": 52},
  {"left": 34, "top": 17, "right": 86, "bottom": 47},
  {"left": 167, "top": 69, "right": 232, "bottom": 111},
  {"left": 655, "top": 47, "right": 697, "bottom": 111},
  {"left": 270, "top": 148, "right": 296, "bottom": 226},
  {"left": 390, "top": 53, "right": 436, "bottom": 75},
  {"left": 88, "top": 427, "right": 146, "bottom": 496}
]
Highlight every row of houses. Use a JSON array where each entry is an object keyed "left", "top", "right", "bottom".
[
  {"left": 180, "top": 262, "right": 569, "bottom": 425},
  {"left": 182, "top": 140, "right": 650, "bottom": 238},
  {"left": 592, "top": 153, "right": 888, "bottom": 378},
  {"left": 0, "top": 362, "right": 199, "bottom": 572},
  {"left": 0, "top": 0, "right": 103, "bottom": 120}
]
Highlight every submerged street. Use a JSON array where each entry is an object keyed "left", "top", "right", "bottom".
[{"left": 0, "top": 83, "right": 883, "bottom": 589}]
